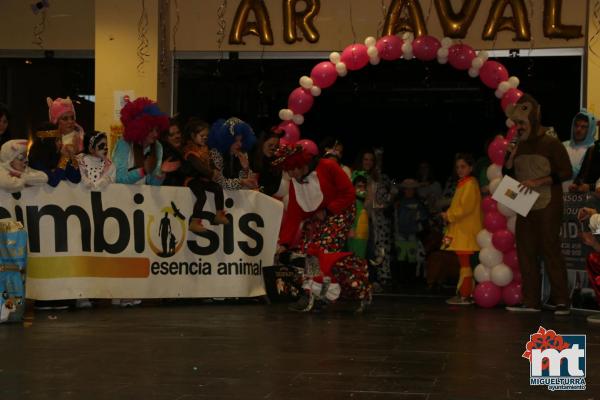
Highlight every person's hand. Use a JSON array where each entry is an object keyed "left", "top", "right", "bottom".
[
  {"left": 568, "top": 183, "right": 579, "bottom": 192},
  {"left": 276, "top": 245, "right": 287, "bottom": 254},
  {"left": 518, "top": 179, "right": 538, "bottom": 194},
  {"left": 61, "top": 143, "right": 76, "bottom": 158},
  {"left": 580, "top": 231, "right": 600, "bottom": 250},
  {"left": 161, "top": 158, "right": 181, "bottom": 173},
  {"left": 440, "top": 211, "right": 448, "bottom": 223},
  {"left": 577, "top": 207, "right": 597, "bottom": 221},
  {"left": 580, "top": 183, "right": 591, "bottom": 192},
  {"left": 240, "top": 177, "right": 258, "bottom": 189},
  {"left": 144, "top": 151, "right": 157, "bottom": 174},
  {"left": 237, "top": 152, "right": 250, "bottom": 170}
]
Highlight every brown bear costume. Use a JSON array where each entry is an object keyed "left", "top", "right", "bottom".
[{"left": 504, "top": 94, "right": 572, "bottom": 310}]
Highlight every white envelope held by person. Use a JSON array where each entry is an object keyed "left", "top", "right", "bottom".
[{"left": 492, "top": 175, "right": 540, "bottom": 217}]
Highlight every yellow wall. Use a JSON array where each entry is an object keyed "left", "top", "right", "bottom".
[
  {"left": 0, "top": 0, "right": 94, "bottom": 50},
  {"left": 587, "top": 0, "right": 600, "bottom": 114},
  {"left": 94, "top": 0, "right": 162, "bottom": 134}
]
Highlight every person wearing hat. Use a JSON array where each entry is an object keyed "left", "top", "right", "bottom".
[
  {"left": 47, "top": 97, "right": 85, "bottom": 169},
  {"left": 113, "top": 97, "right": 179, "bottom": 186},
  {"left": 393, "top": 178, "right": 428, "bottom": 287},
  {"left": 274, "top": 144, "right": 359, "bottom": 311},
  {"left": 208, "top": 117, "right": 258, "bottom": 191},
  {"left": 0, "top": 139, "right": 47, "bottom": 192}
]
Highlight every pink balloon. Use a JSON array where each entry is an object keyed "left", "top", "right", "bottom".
[
  {"left": 487, "top": 137, "right": 508, "bottom": 166},
  {"left": 277, "top": 121, "right": 300, "bottom": 144},
  {"left": 482, "top": 196, "right": 498, "bottom": 214},
  {"left": 484, "top": 211, "right": 507, "bottom": 233},
  {"left": 297, "top": 139, "right": 318, "bottom": 156},
  {"left": 448, "top": 44, "right": 476, "bottom": 70},
  {"left": 479, "top": 60, "right": 509, "bottom": 89},
  {"left": 492, "top": 229, "right": 515, "bottom": 253},
  {"left": 506, "top": 126, "right": 518, "bottom": 143},
  {"left": 288, "top": 87, "right": 314, "bottom": 115},
  {"left": 375, "top": 35, "right": 403, "bottom": 61},
  {"left": 473, "top": 282, "right": 502, "bottom": 308},
  {"left": 310, "top": 61, "right": 338, "bottom": 89},
  {"left": 279, "top": 138, "right": 291, "bottom": 147},
  {"left": 412, "top": 35, "right": 441, "bottom": 61},
  {"left": 503, "top": 249, "right": 519, "bottom": 270},
  {"left": 501, "top": 282, "right": 523, "bottom": 306},
  {"left": 501, "top": 88, "right": 524, "bottom": 111},
  {"left": 341, "top": 44, "right": 369, "bottom": 71}
]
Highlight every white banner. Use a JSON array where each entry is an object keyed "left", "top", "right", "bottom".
[{"left": 0, "top": 183, "right": 283, "bottom": 300}]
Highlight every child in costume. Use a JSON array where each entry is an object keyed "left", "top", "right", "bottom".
[
  {"left": 183, "top": 118, "right": 228, "bottom": 233},
  {"left": 29, "top": 122, "right": 81, "bottom": 186},
  {"left": 441, "top": 153, "right": 482, "bottom": 305},
  {"left": 347, "top": 170, "right": 369, "bottom": 259},
  {"left": 0, "top": 139, "right": 47, "bottom": 192},
  {"left": 77, "top": 131, "right": 115, "bottom": 190},
  {"left": 394, "top": 178, "right": 428, "bottom": 285}
]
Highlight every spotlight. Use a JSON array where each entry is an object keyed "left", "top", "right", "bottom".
[{"left": 31, "top": 0, "right": 50, "bottom": 15}]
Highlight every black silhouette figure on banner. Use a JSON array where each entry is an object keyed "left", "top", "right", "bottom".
[{"left": 159, "top": 212, "right": 172, "bottom": 256}]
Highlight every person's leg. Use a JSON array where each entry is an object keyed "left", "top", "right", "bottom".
[
  {"left": 188, "top": 179, "right": 208, "bottom": 233},
  {"left": 539, "top": 208, "right": 570, "bottom": 313},
  {"left": 456, "top": 252, "right": 474, "bottom": 298},
  {"left": 514, "top": 213, "right": 543, "bottom": 309}
]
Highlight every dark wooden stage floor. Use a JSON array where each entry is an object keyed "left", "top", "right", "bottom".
[{"left": 1, "top": 297, "right": 598, "bottom": 400}]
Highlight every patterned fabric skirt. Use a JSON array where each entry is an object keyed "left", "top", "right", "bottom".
[
  {"left": 332, "top": 255, "right": 371, "bottom": 301},
  {"left": 301, "top": 205, "right": 356, "bottom": 253}
]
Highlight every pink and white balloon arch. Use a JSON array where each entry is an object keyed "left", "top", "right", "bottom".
[{"left": 276, "top": 32, "right": 526, "bottom": 308}]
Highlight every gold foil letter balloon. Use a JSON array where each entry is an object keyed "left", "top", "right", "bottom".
[
  {"left": 383, "top": 0, "right": 428, "bottom": 37},
  {"left": 482, "top": 0, "right": 531, "bottom": 41},
  {"left": 229, "top": 0, "right": 274, "bottom": 45},
  {"left": 283, "top": 0, "right": 321, "bottom": 44},
  {"left": 434, "top": 0, "right": 481, "bottom": 39},
  {"left": 543, "top": 0, "right": 582, "bottom": 39}
]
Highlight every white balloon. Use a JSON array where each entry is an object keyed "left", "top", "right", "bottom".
[
  {"left": 495, "top": 89, "right": 504, "bottom": 99},
  {"left": 367, "top": 45, "right": 379, "bottom": 58},
  {"left": 437, "top": 47, "right": 449, "bottom": 58},
  {"left": 364, "top": 36, "right": 377, "bottom": 47},
  {"left": 476, "top": 229, "right": 493, "bottom": 249},
  {"left": 402, "top": 43, "right": 413, "bottom": 55},
  {"left": 437, "top": 56, "right": 448, "bottom": 64},
  {"left": 507, "top": 215, "right": 517, "bottom": 233},
  {"left": 369, "top": 56, "right": 381, "bottom": 65},
  {"left": 441, "top": 37, "right": 453, "bottom": 48},
  {"left": 468, "top": 67, "right": 480, "bottom": 78},
  {"left": 402, "top": 32, "right": 414, "bottom": 42},
  {"left": 279, "top": 109, "right": 293, "bottom": 121},
  {"left": 299, "top": 76, "right": 313, "bottom": 89},
  {"left": 329, "top": 52, "right": 341, "bottom": 64},
  {"left": 292, "top": 114, "right": 304, "bottom": 125},
  {"left": 335, "top": 62, "right": 347, "bottom": 75},
  {"left": 474, "top": 264, "right": 492, "bottom": 283},
  {"left": 498, "top": 81, "right": 511, "bottom": 93},
  {"left": 498, "top": 203, "right": 516, "bottom": 218},
  {"left": 478, "top": 50, "right": 489, "bottom": 61},
  {"left": 491, "top": 263, "right": 513, "bottom": 287},
  {"left": 508, "top": 76, "right": 520, "bottom": 88},
  {"left": 403, "top": 52, "right": 413, "bottom": 60},
  {"left": 479, "top": 247, "right": 503, "bottom": 268},
  {"left": 506, "top": 118, "right": 515, "bottom": 128},
  {"left": 471, "top": 57, "right": 484, "bottom": 69},
  {"left": 489, "top": 177, "right": 502, "bottom": 195},
  {"left": 310, "top": 86, "right": 321, "bottom": 96},
  {"left": 486, "top": 164, "right": 503, "bottom": 181}
]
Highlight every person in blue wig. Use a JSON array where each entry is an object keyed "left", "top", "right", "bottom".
[{"left": 208, "top": 117, "right": 258, "bottom": 191}]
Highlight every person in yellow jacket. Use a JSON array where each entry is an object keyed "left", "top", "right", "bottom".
[
  {"left": 347, "top": 171, "right": 369, "bottom": 259},
  {"left": 441, "top": 153, "right": 483, "bottom": 305}
]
